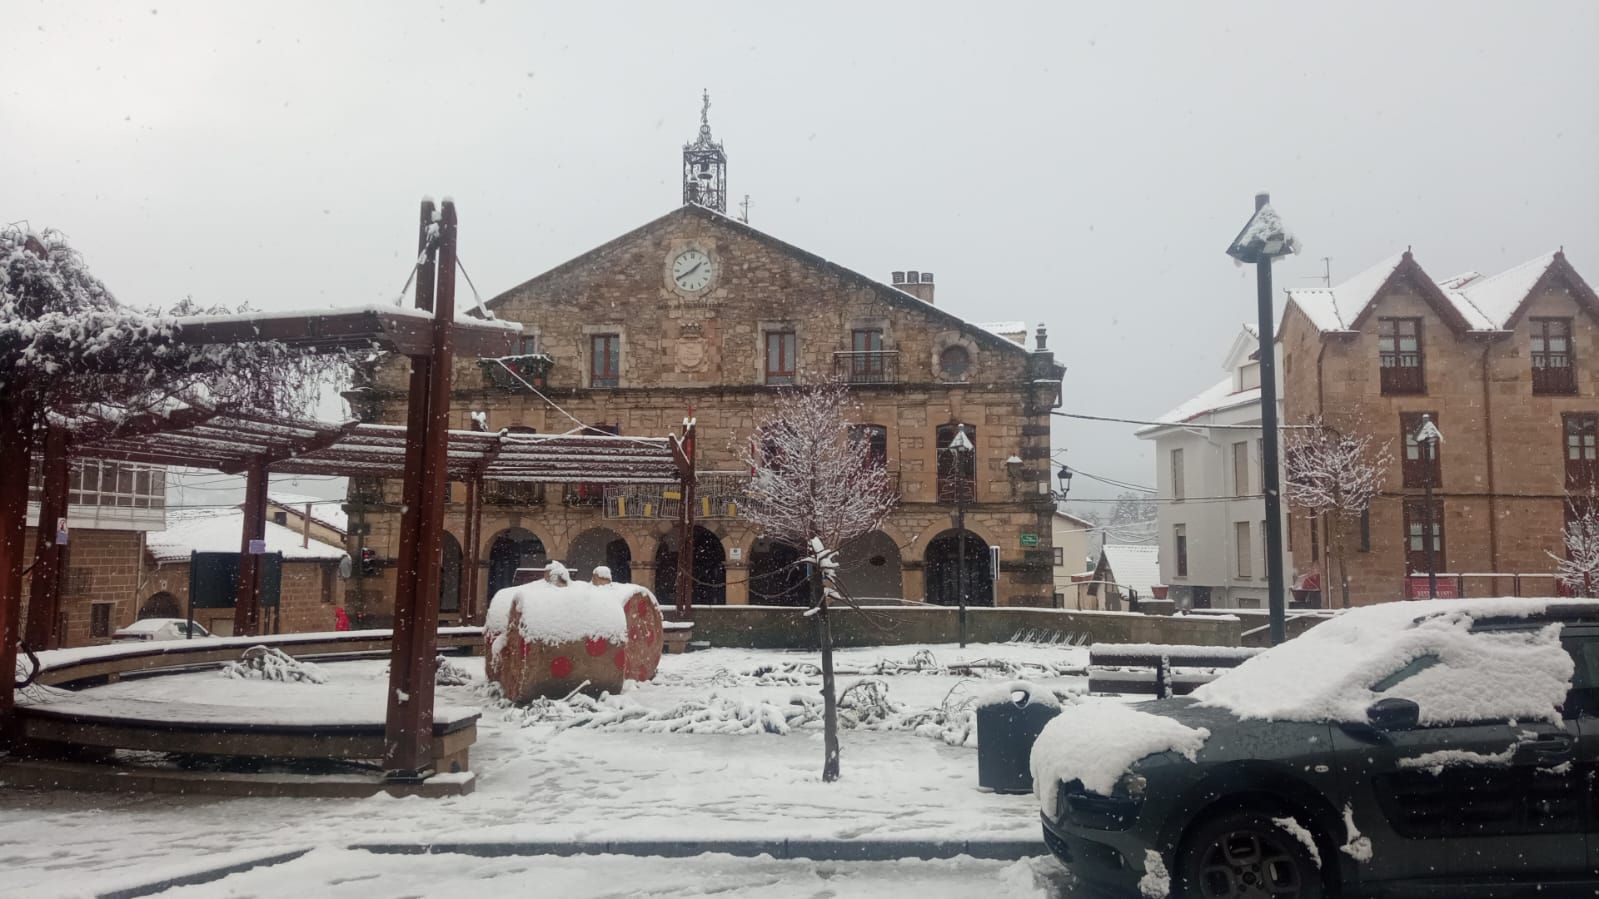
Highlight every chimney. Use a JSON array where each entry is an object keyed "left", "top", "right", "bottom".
[{"left": 893, "top": 269, "right": 935, "bottom": 304}]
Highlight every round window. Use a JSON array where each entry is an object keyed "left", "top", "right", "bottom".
[{"left": 939, "top": 345, "right": 971, "bottom": 378}]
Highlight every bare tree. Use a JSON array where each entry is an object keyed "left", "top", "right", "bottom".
[
  {"left": 740, "top": 381, "right": 897, "bottom": 782},
  {"left": 1550, "top": 503, "right": 1599, "bottom": 597},
  {"left": 1283, "top": 416, "right": 1392, "bottom": 608}
]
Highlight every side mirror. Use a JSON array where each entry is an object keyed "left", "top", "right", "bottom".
[{"left": 1367, "top": 697, "right": 1420, "bottom": 732}]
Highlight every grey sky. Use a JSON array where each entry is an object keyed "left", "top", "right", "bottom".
[{"left": 6, "top": 1, "right": 1597, "bottom": 508}]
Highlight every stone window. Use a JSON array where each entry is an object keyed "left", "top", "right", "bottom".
[
  {"left": 589, "top": 333, "right": 621, "bottom": 387},
  {"left": 765, "top": 330, "right": 797, "bottom": 385},
  {"left": 938, "top": 345, "right": 971, "bottom": 379},
  {"left": 1403, "top": 499, "right": 1445, "bottom": 575},
  {"left": 1235, "top": 521, "right": 1252, "bottom": 579},
  {"left": 1565, "top": 413, "right": 1599, "bottom": 490},
  {"left": 848, "top": 424, "right": 889, "bottom": 470},
  {"left": 935, "top": 423, "right": 976, "bottom": 504},
  {"left": 1170, "top": 448, "right": 1185, "bottom": 501},
  {"left": 1378, "top": 317, "right": 1424, "bottom": 394},
  {"left": 1401, "top": 411, "right": 1441, "bottom": 488},
  {"left": 1532, "top": 317, "right": 1576, "bottom": 395},
  {"left": 1174, "top": 524, "right": 1188, "bottom": 577}
]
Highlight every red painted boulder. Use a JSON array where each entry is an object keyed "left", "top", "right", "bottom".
[
  {"left": 590, "top": 570, "right": 664, "bottom": 682},
  {"left": 484, "top": 562, "right": 628, "bottom": 701}
]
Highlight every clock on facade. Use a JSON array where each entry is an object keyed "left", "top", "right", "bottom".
[{"left": 671, "top": 249, "right": 714, "bottom": 292}]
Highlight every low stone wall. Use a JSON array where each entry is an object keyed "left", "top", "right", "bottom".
[{"left": 682, "top": 605, "right": 1242, "bottom": 649}]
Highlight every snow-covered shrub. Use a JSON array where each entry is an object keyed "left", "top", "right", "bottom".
[
  {"left": 435, "top": 655, "right": 473, "bottom": 686},
  {"left": 220, "top": 646, "right": 328, "bottom": 684}
]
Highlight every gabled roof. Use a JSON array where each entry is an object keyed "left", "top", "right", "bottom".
[
  {"left": 267, "top": 491, "right": 349, "bottom": 536},
  {"left": 147, "top": 508, "right": 348, "bottom": 564},
  {"left": 1098, "top": 543, "right": 1161, "bottom": 596},
  {"left": 486, "top": 203, "right": 1034, "bottom": 357},
  {"left": 1285, "top": 249, "right": 1595, "bottom": 337},
  {"left": 1135, "top": 375, "right": 1260, "bottom": 438},
  {"left": 1053, "top": 508, "right": 1095, "bottom": 529}
]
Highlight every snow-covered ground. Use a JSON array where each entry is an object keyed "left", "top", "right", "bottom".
[{"left": 0, "top": 642, "right": 1090, "bottom": 896}]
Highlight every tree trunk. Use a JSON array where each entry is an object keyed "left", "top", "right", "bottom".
[{"left": 814, "top": 563, "right": 840, "bottom": 783}]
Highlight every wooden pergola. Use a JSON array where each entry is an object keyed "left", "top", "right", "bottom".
[{"left": 3, "top": 199, "right": 701, "bottom": 783}]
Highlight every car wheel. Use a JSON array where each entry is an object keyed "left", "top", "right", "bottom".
[{"left": 1174, "top": 810, "right": 1327, "bottom": 899}]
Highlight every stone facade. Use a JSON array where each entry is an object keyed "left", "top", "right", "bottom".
[
  {"left": 141, "top": 556, "right": 343, "bottom": 637},
  {"left": 349, "top": 204, "right": 1065, "bottom": 622},
  {"left": 1279, "top": 250, "right": 1599, "bottom": 606},
  {"left": 19, "top": 528, "right": 144, "bottom": 647}
]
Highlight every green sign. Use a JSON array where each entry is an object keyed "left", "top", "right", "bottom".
[{"left": 1019, "top": 533, "right": 1039, "bottom": 548}]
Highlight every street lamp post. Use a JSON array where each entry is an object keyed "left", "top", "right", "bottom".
[
  {"left": 1415, "top": 414, "right": 1443, "bottom": 599},
  {"left": 947, "top": 425, "right": 974, "bottom": 648},
  {"left": 1226, "top": 192, "right": 1301, "bottom": 646}
]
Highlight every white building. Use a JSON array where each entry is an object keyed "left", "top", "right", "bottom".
[
  {"left": 1135, "top": 326, "right": 1293, "bottom": 609},
  {"left": 1050, "top": 509, "right": 1096, "bottom": 608}
]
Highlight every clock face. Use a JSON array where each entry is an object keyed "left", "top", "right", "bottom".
[{"left": 671, "top": 249, "right": 714, "bottom": 292}]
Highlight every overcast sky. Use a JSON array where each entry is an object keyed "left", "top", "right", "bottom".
[{"left": 6, "top": 1, "right": 1597, "bottom": 508}]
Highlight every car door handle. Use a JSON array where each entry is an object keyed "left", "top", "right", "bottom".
[{"left": 1528, "top": 735, "right": 1574, "bottom": 762}]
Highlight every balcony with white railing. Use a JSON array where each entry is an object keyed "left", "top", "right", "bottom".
[{"left": 27, "top": 459, "right": 167, "bottom": 532}]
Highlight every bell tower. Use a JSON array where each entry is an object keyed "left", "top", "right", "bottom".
[{"left": 682, "top": 89, "right": 727, "bottom": 214}]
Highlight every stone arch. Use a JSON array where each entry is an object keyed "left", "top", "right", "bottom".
[
  {"left": 653, "top": 525, "right": 726, "bottom": 607},
  {"left": 487, "top": 527, "right": 547, "bottom": 597},
  {"left": 747, "top": 537, "right": 809, "bottom": 606},
  {"left": 567, "top": 526, "right": 633, "bottom": 584},
  {"left": 439, "top": 532, "right": 463, "bottom": 613},
  {"left": 922, "top": 528, "right": 992, "bottom": 607},
  {"left": 838, "top": 530, "right": 904, "bottom": 600},
  {"left": 139, "top": 591, "right": 181, "bottom": 619}
]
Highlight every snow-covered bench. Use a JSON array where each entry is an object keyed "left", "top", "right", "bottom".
[{"left": 1086, "top": 643, "right": 1261, "bottom": 698}]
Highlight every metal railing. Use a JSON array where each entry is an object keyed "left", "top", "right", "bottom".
[
  {"left": 833, "top": 351, "right": 900, "bottom": 385},
  {"left": 1533, "top": 362, "right": 1577, "bottom": 395},
  {"left": 603, "top": 472, "right": 750, "bottom": 520}
]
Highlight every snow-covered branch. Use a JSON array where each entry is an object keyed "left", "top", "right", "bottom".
[
  {"left": 1284, "top": 416, "right": 1392, "bottom": 517},
  {"left": 1551, "top": 504, "right": 1599, "bottom": 597}
]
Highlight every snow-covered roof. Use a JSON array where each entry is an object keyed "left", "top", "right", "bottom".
[
  {"left": 1136, "top": 376, "right": 1260, "bottom": 437},
  {"left": 146, "top": 508, "right": 349, "bottom": 563},
  {"left": 977, "top": 321, "right": 1028, "bottom": 345},
  {"left": 1053, "top": 509, "right": 1095, "bottom": 529},
  {"left": 268, "top": 491, "right": 349, "bottom": 536},
  {"left": 1286, "top": 250, "right": 1582, "bottom": 335},
  {"left": 1098, "top": 544, "right": 1161, "bottom": 596}
]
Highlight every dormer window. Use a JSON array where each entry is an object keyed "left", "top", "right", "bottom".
[
  {"left": 1237, "top": 361, "right": 1261, "bottom": 391},
  {"left": 1531, "top": 317, "right": 1576, "bottom": 395},
  {"left": 1378, "top": 317, "right": 1424, "bottom": 395}
]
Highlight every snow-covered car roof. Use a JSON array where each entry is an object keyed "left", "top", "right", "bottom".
[
  {"left": 1191, "top": 598, "right": 1595, "bottom": 725},
  {"left": 113, "top": 617, "right": 190, "bottom": 635}
]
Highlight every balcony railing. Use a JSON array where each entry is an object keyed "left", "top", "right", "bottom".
[
  {"left": 1533, "top": 361, "right": 1577, "bottom": 395},
  {"left": 1379, "top": 356, "right": 1425, "bottom": 395},
  {"left": 603, "top": 472, "right": 750, "bottom": 520},
  {"left": 482, "top": 353, "right": 554, "bottom": 391},
  {"left": 834, "top": 351, "right": 899, "bottom": 385},
  {"left": 483, "top": 480, "right": 546, "bottom": 506}
]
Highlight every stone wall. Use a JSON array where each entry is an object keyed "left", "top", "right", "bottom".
[
  {"left": 684, "top": 604, "right": 1242, "bottom": 649},
  {"left": 19, "top": 528, "right": 144, "bottom": 647},
  {"left": 144, "top": 559, "right": 343, "bottom": 637}
]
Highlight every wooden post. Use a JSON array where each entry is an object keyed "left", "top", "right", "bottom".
[
  {"left": 0, "top": 393, "right": 36, "bottom": 730},
  {"left": 233, "top": 456, "right": 268, "bottom": 636},
  {"left": 463, "top": 473, "right": 482, "bottom": 624},
  {"left": 384, "top": 198, "right": 456, "bottom": 780},
  {"left": 673, "top": 418, "right": 697, "bottom": 618},
  {"left": 24, "top": 425, "right": 70, "bottom": 649}
]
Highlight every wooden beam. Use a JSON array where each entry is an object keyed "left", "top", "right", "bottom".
[
  {"left": 233, "top": 457, "right": 269, "bottom": 637},
  {"left": 0, "top": 392, "right": 38, "bottom": 733}
]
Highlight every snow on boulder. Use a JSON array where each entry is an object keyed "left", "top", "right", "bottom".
[
  {"left": 1031, "top": 700, "right": 1210, "bottom": 815},
  {"left": 1190, "top": 598, "right": 1575, "bottom": 725},
  {"left": 484, "top": 565, "right": 629, "bottom": 702},
  {"left": 591, "top": 580, "right": 665, "bottom": 681}
]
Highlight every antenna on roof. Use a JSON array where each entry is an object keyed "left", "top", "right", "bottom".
[{"left": 738, "top": 194, "right": 751, "bottom": 224}]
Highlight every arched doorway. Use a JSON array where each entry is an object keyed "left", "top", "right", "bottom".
[
  {"left": 923, "top": 529, "right": 992, "bottom": 607},
  {"left": 439, "top": 532, "right": 462, "bottom": 613},
  {"left": 838, "top": 530, "right": 903, "bottom": 601},
  {"left": 567, "top": 527, "right": 633, "bottom": 583},
  {"left": 653, "top": 526, "right": 726, "bottom": 607},
  {"left": 487, "top": 528, "right": 547, "bottom": 596},
  {"left": 748, "top": 537, "right": 808, "bottom": 606},
  {"left": 139, "top": 591, "right": 181, "bottom": 619}
]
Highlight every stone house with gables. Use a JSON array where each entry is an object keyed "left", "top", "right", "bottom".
[{"left": 1279, "top": 248, "right": 1599, "bottom": 605}]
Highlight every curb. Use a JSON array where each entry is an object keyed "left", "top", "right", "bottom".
[
  {"left": 350, "top": 837, "right": 1044, "bottom": 861},
  {"left": 94, "top": 847, "right": 314, "bottom": 899}
]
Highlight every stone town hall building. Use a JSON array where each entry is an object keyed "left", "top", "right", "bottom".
[{"left": 347, "top": 110, "right": 1065, "bottom": 622}]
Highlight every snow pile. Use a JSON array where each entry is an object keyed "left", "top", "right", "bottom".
[
  {"left": 484, "top": 574, "right": 628, "bottom": 654},
  {"left": 220, "top": 646, "right": 328, "bottom": 684},
  {"left": 435, "top": 655, "right": 474, "bottom": 686},
  {"left": 589, "top": 579, "right": 661, "bottom": 609},
  {"left": 1138, "top": 849, "right": 1171, "bottom": 898},
  {"left": 1191, "top": 599, "right": 1574, "bottom": 725},
  {"left": 974, "top": 680, "right": 1063, "bottom": 710},
  {"left": 1031, "top": 700, "right": 1210, "bottom": 812}
]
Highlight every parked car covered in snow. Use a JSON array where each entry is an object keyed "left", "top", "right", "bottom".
[
  {"left": 1033, "top": 598, "right": 1598, "bottom": 898},
  {"left": 112, "top": 618, "right": 213, "bottom": 642}
]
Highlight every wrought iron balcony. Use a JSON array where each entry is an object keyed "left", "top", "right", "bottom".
[
  {"left": 833, "top": 351, "right": 899, "bottom": 385},
  {"left": 1379, "top": 356, "right": 1425, "bottom": 395},
  {"left": 483, "top": 480, "right": 546, "bottom": 506},
  {"left": 481, "top": 353, "right": 554, "bottom": 391},
  {"left": 603, "top": 472, "right": 750, "bottom": 520},
  {"left": 1533, "top": 361, "right": 1577, "bottom": 395}
]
